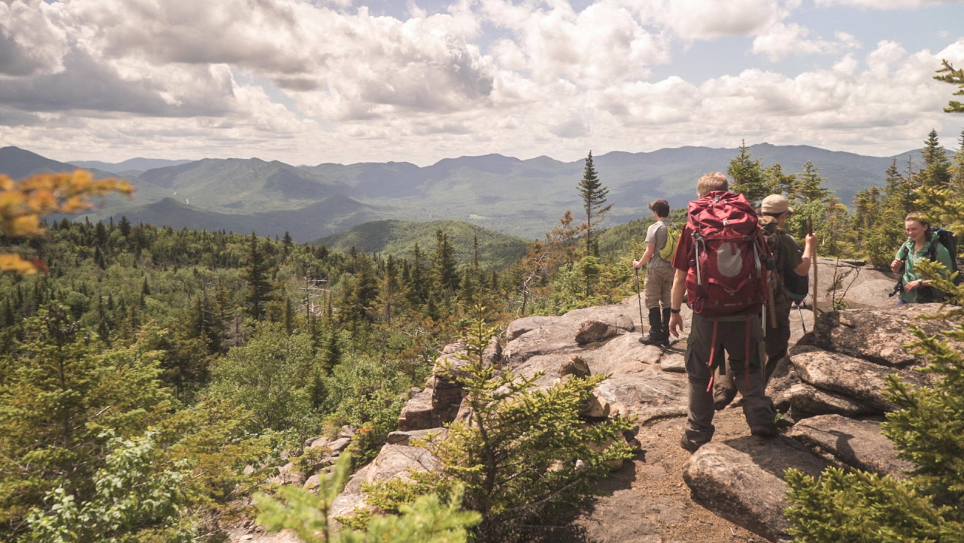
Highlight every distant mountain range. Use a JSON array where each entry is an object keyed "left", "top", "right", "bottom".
[
  {"left": 0, "top": 144, "right": 921, "bottom": 242},
  {"left": 68, "top": 157, "right": 193, "bottom": 175}
]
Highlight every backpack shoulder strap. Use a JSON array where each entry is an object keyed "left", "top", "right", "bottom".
[
  {"left": 926, "top": 233, "right": 940, "bottom": 262},
  {"left": 897, "top": 239, "right": 913, "bottom": 261}
]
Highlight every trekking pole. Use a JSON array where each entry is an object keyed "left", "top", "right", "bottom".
[
  {"left": 796, "top": 302, "right": 807, "bottom": 335},
  {"left": 634, "top": 265, "right": 645, "bottom": 339},
  {"left": 808, "top": 218, "right": 818, "bottom": 323}
]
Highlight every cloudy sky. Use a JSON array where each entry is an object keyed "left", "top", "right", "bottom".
[{"left": 1, "top": 0, "right": 963, "bottom": 166}]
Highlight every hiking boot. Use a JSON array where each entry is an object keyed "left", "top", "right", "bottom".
[
  {"left": 680, "top": 435, "right": 704, "bottom": 454},
  {"left": 750, "top": 424, "right": 777, "bottom": 438},
  {"left": 713, "top": 389, "right": 738, "bottom": 411},
  {"left": 661, "top": 307, "right": 672, "bottom": 344},
  {"left": 640, "top": 307, "right": 667, "bottom": 345}
]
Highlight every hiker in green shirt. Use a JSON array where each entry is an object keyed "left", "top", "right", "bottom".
[{"left": 890, "top": 212, "right": 953, "bottom": 305}]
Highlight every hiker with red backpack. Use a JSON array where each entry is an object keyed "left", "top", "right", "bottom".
[
  {"left": 632, "top": 199, "right": 678, "bottom": 346},
  {"left": 667, "top": 173, "right": 777, "bottom": 453},
  {"left": 890, "top": 212, "right": 955, "bottom": 305},
  {"left": 713, "top": 194, "right": 816, "bottom": 409}
]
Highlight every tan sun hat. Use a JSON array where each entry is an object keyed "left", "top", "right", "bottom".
[{"left": 761, "top": 194, "right": 793, "bottom": 214}]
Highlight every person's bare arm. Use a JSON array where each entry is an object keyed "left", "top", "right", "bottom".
[
  {"left": 668, "top": 268, "right": 686, "bottom": 337},
  {"left": 633, "top": 242, "right": 656, "bottom": 269},
  {"left": 793, "top": 233, "right": 816, "bottom": 276}
]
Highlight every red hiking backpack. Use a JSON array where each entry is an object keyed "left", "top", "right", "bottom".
[{"left": 684, "top": 191, "right": 771, "bottom": 318}]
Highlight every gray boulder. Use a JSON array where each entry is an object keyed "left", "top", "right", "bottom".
[
  {"left": 575, "top": 319, "right": 624, "bottom": 345},
  {"left": 789, "top": 345, "right": 926, "bottom": 412},
  {"left": 559, "top": 355, "right": 592, "bottom": 378},
  {"left": 778, "top": 382, "right": 877, "bottom": 418},
  {"left": 386, "top": 428, "right": 446, "bottom": 446},
  {"left": 809, "top": 305, "right": 946, "bottom": 366},
  {"left": 592, "top": 366, "right": 688, "bottom": 423},
  {"left": 810, "top": 257, "right": 897, "bottom": 310},
  {"left": 330, "top": 444, "right": 440, "bottom": 520},
  {"left": 682, "top": 443, "right": 792, "bottom": 542},
  {"left": 396, "top": 386, "right": 434, "bottom": 431},
  {"left": 502, "top": 305, "right": 636, "bottom": 365},
  {"left": 788, "top": 414, "right": 914, "bottom": 477},
  {"left": 683, "top": 439, "right": 829, "bottom": 542},
  {"left": 506, "top": 315, "right": 554, "bottom": 341}
]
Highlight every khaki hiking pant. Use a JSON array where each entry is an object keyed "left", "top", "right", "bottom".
[
  {"left": 713, "top": 299, "right": 792, "bottom": 406},
  {"left": 684, "top": 312, "right": 774, "bottom": 447},
  {"left": 644, "top": 265, "right": 674, "bottom": 310}
]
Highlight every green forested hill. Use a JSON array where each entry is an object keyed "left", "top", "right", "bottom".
[
  {"left": 313, "top": 219, "right": 530, "bottom": 268},
  {"left": 107, "top": 195, "right": 382, "bottom": 243}
]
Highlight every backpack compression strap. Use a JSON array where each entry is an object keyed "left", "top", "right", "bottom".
[
  {"left": 705, "top": 319, "right": 719, "bottom": 392},
  {"left": 744, "top": 314, "right": 751, "bottom": 395}
]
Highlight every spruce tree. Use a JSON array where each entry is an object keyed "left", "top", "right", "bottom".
[
  {"left": 432, "top": 229, "right": 459, "bottom": 295},
  {"left": 953, "top": 128, "right": 964, "bottom": 194},
  {"left": 935, "top": 59, "right": 964, "bottom": 113},
  {"left": 577, "top": 151, "right": 613, "bottom": 257},
  {"left": 380, "top": 255, "right": 400, "bottom": 325},
  {"left": 727, "top": 140, "right": 769, "bottom": 207},
  {"left": 766, "top": 163, "right": 800, "bottom": 201},
  {"left": 798, "top": 160, "right": 831, "bottom": 202},
  {"left": 406, "top": 243, "right": 428, "bottom": 307},
  {"left": 920, "top": 129, "right": 952, "bottom": 187},
  {"left": 242, "top": 232, "right": 274, "bottom": 321},
  {"left": 366, "top": 305, "right": 633, "bottom": 541},
  {"left": 341, "top": 251, "right": 379, "bottom": 328},
  {"left": 282, "top": 231, "right": 293, "bottom": 257}
]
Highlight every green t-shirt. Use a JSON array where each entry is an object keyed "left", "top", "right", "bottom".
[{"left": 896, "top": 232, "right": 953, "bottom": 303}]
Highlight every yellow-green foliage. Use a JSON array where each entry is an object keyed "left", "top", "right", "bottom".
[
  {"left": 0, "top": 171, "right": 133, "bottom": 274},
  {"left": 255, "top": 454, "right": 479, "bottom": 543},
  {"left": 785, "top": 467, "right": 962, "bottom": 543}
]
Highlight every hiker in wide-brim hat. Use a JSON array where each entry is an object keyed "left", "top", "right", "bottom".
[{"left": 713, "top": 193, "right": 815, "bottom": 410}]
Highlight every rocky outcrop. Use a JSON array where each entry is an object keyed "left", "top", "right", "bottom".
[
  {"left": 787, "top": 414, "right": 914, "bottom": 477},
  {"left": 502, "top": 305, "right": 636, "bottom": 365},
  {"left": 810, "top": 256, "right": 899, "bottom": 310},
  {"left": 232, "top": 266, "right": 962, "bottom": 543},
  {"left": 789, "top": 344, "right": 928, "bottom": 412},
  {"left": 330, "top": 444, "right": 441, "bottom": 520},
  {"left": 806, "top": 303, "right": 947, "bottom": 366}
]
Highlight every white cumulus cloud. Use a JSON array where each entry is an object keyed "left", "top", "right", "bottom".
[
  {"left": 752, "top": 23, "right": 862, "bottom": 61},
  {"left": 814, "top": 0, "right": 964, "bottom": 9}
]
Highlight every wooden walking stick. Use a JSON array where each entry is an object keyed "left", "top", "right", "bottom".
[{"left": 808, "top": 218, "right": 817, "bottom": 322}]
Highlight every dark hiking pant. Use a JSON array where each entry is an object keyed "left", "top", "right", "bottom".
[
  {"left": 684, "top": 312, "right": 775, "bottom": 447},
  {"left": 713, "top": 300, "right": 791, "bottom": 405}
]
